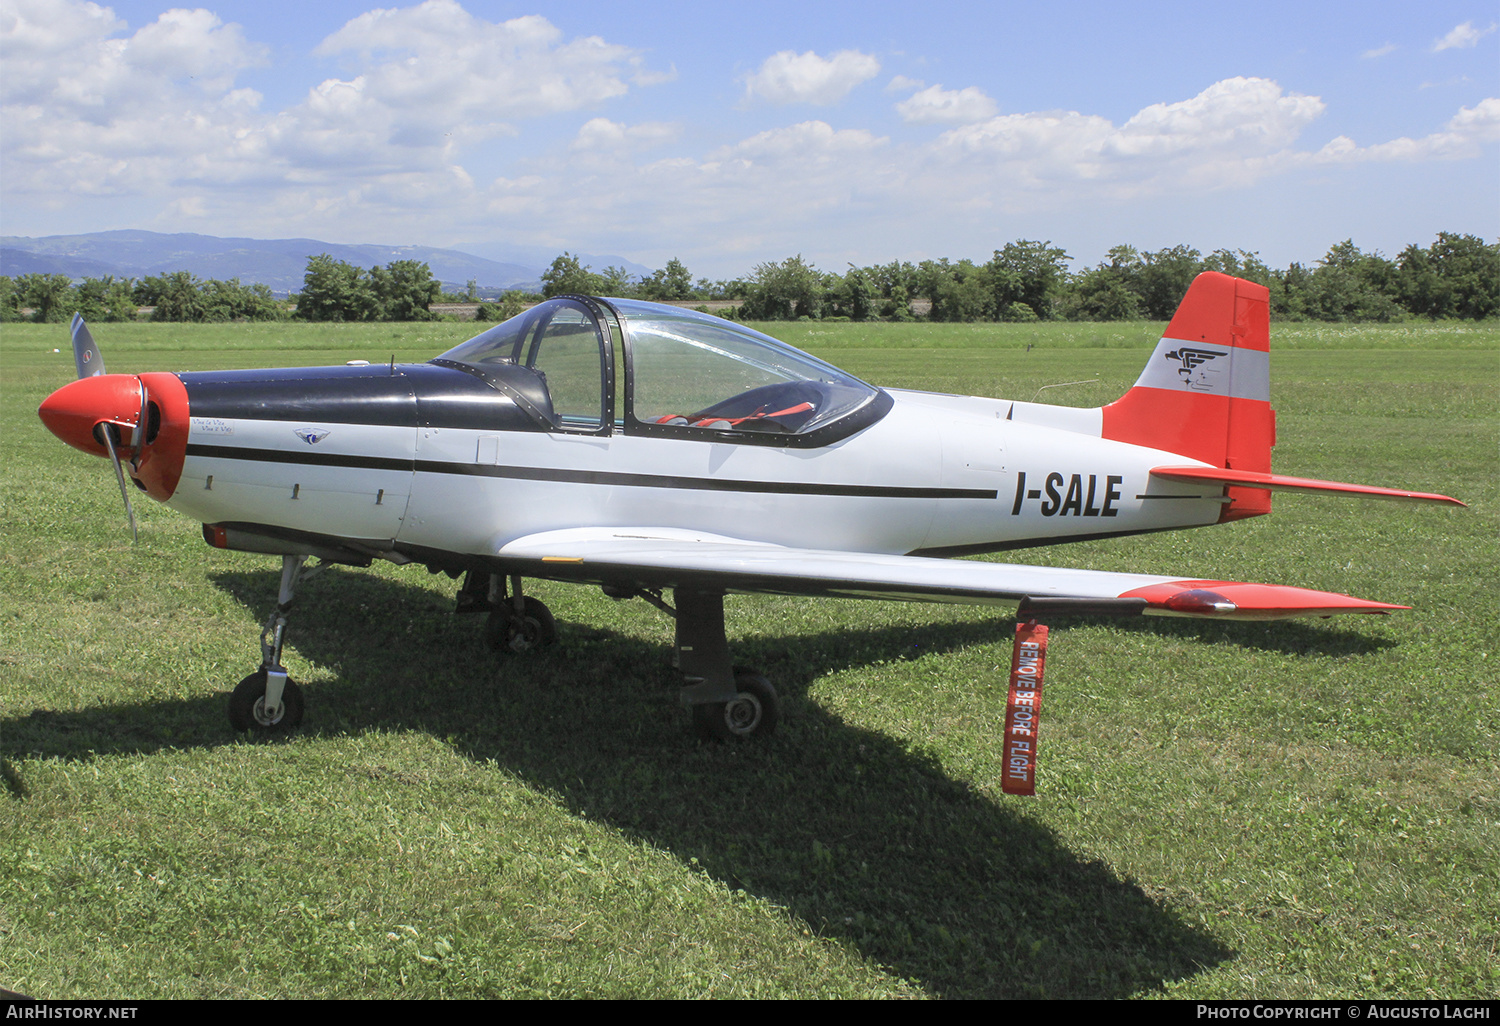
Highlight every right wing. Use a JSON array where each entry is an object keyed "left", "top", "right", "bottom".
[{"left": 494, "top": 527, "right": 1409, "bottom": 620}]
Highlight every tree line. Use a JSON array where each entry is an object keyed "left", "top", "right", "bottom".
[
  {"left": 1, "top": 270, "right": 287, "bottom": 324},
  {"left": 0, "top": 253, "right": 452, "bottom": 325},
  {"left": 3, "top": 232, "right": 1494, "bottom": 325},
  {"left": 545, "top": 232, "right": 1497, "bottom": 323}
]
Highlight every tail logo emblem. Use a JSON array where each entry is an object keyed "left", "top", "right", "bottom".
[
  {"left": 1164, "top": 348, "right": 1227, "bottom": 391},
  {"left": 294, "top": 428, "right": 331, "bottom": 445}
]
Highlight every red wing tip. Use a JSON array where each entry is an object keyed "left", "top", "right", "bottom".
[{"left": 1120, "top": 581, "right": 1410, "bottom": 619}]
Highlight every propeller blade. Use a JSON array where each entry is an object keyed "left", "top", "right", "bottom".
[
  {"left": 70, "top": 314, "right": 105, "bottom": 378},
  {"left": 99, "top": 425, "right": 139, "bottom": 543},
  {"left": 131, "top": 378, "right": 149, "bottom": 471}
]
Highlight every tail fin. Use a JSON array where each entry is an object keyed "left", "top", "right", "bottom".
[{"left": 1101, "top": 272, "right": 1276, "bottom": 521}]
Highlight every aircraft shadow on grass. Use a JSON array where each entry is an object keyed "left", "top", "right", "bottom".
[{"left": 6, "top": 565, "right": 1416, "bottom": 997}]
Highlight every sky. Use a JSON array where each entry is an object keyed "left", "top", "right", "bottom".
[{"left": 1, "top": 0, "right": 1496, "bottom": 280}]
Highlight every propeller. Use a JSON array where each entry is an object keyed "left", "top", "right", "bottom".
[
  {"left": 66, "top": 314, "right": 140, "bottom": 541},
  {"left": 99, "top": 420, "right": 139, "bottom": 542},
  {"left": 71, "top": 313, "right": 105, "bottom": 378},
  {"left": 131, "top": 376, "right": 149, "bottom": 473}
]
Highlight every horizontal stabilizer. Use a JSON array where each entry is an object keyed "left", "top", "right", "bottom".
[{"left": 1150, "top": 466, "right": 1465, "bottom": 506}]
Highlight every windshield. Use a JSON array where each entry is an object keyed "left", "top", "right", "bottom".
[
  {"left": 435, "top": 297, "right": 609, "bottom": 432},
  {"left": 611, "top": 300, "right": 880, "bottom": 436},
  {"left": 438, "top": 297, "right": 598, "bottom": 367},
  {"left": 436, "top": 297, "right": 887, "bottom": 443}
]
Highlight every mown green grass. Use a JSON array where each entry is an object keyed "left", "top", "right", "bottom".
[{"left": 0, "top": 318, "right": 1495, "bottom": 999}]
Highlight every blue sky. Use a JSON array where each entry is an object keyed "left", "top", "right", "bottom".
[{"left": 2, "top": 0, "right": 1495, "bottom": 279}]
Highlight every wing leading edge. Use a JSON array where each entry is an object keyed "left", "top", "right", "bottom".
[{"left": 494, "top": 527, "right": 1406, "bottom": 620}]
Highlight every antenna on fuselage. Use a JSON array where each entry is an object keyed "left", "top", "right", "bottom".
[{"left": 1028, "top": 378, "right": 1098, "bottom": 403}]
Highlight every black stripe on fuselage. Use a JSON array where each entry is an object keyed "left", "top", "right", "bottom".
[
  {"left": 426, "top": 461, "right": 995, "bottom": 499},
  {"left": 190, "top": 443, "right": 412, "bottom": 472},
  {"left": 184, "top": 442, "right": 995, "bottom": 500}
]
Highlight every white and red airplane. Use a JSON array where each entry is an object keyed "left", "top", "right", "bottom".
[{"left": 38, "top": 272, "right": 1462, "bottom": 740}]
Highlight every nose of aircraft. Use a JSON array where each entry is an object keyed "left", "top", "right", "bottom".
[
  {"left": 38, "top": 374, "right": 144, "bottom": 458},
  {"left": 38, "top": 371, "right": 189, "bottom": 502}
]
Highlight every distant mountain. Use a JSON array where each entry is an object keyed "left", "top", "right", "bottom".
[
  {"left": 458, "top": 241, "right": 654, "bottom": 282},
  {"left": 0, "top": 230, "right": 558, "bottom": 294},
  {"left": 0, "top": 246, "right": 122, "bottom": 280}
]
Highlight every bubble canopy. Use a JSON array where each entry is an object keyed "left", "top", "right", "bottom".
[{"left": 436, "top": 297, "right": 891, "bottom": 446}]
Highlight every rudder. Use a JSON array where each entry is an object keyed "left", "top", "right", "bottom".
[{"left": 1100, "top": 272, "right": 1275, "bottom": 521}]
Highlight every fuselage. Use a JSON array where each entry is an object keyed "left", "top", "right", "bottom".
[
  {"left": 38, "top": 296, "right": 1229, "bottom": 573},
  {"left": 154, "top": 364, "right": 1223, "bottom": 560}
]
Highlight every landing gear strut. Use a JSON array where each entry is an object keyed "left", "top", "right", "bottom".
[
  {"left": 228, "top": 554, "right": 319, "bottom": 734},
  {"left": 460, "top": 574, "right": 778, "bottom": 738},
  {"left": 674, "top": 587, "right": 780, "bottom": 740}
]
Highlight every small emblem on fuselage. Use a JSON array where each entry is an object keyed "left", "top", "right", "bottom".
[{"left": 294, "top": 428, "right": 331, "bottom": 445}]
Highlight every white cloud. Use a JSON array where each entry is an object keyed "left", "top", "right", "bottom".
[
  {"left": 127, "top": 8, "right": 265, "bottom": 92},
  {"left": 0, "top": 0, "right": 271, "bottom": 204},
  {"left": 1361, "top": 42, "right": 1397, "bottom": 59},
  {"left": 1433, "top": 21, "right": 1496, "bottom": 51},
  {"left": 885, "top": 75, "right": 925, "bottom": 94},
  {"left": 0, "top": 0, "right": 125, "bottom": 108},
  {"left": 570, "top": 117, "right": 680, "bottom": 153},
  {"left": 741, "top": 49, "right": 880, "bottom": 105},
  {"left": 0, "top": 0, "right": 266, "bottom": 112},
  {"left": 714, "top": 120, "right": 887, "bottom": 162},
  {"left": 311, "top": 3, "right": 645, "bottom": 119},
  {"left": 632, "top": 64, "right": 679, "bottom": 87},
  {"left": 1112, "top": 77, "right": 1324, "bottom": 157},
  {"left": 0, "top": 0, "right": 662, "bottom": 225},
  {"left": 933, "top": 78, "right": 1327, "bottom": 193},
  {"left": 342, "top": 78, "right": 1499, "bottom": 262},
  {"left": 1311, "top": 98, "right": 1500, "bottom": 163},
  {"left": 895, "top": 84, "right": 998, "bottom": 124}
]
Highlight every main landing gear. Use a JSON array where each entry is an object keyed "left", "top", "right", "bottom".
[
  {"left": 228, "top": 553, "right": 319, "bottom": 734},
  {"left": 462, "top": 574, "right": 781, "bottom": 740},
  {"left": 671, "top": 587, "right": 780, "bottom": 740}
]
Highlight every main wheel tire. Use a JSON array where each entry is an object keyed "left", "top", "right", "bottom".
[
  {"left": 228, "top": 670, "right": 304, "bottom": 733},
  {"left": 486, "top": 596, "right": 557, "bottom": 653},
  {"left": 693, "top": 671, "right": 779, "bottom": 740}
]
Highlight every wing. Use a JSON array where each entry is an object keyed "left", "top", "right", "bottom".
[{"left": 495, "top": 527, "right": 1407, "bottom": 620}]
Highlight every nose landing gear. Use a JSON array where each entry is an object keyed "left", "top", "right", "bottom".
[
  {"left": 229, "top": 669, "right": 304, "bottom": 732},
  {"left": 228, "top": 554, "right": 318, "bottom": 735}
]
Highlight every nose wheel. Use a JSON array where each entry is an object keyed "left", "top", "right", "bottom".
[
  {"left": 228, "top": 554, "right": 319, "bottom": 735},
  {"left": 229, "top": 670, "right": 304, "bottom": 732}
]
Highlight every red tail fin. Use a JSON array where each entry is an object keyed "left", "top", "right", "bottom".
[{"left": 1101, "top": 272, "right": 1275, "bottom": 521}]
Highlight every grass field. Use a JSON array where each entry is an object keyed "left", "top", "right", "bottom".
[{"left": 1, "top": 317, "right": 1496, "bottom": 999}]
